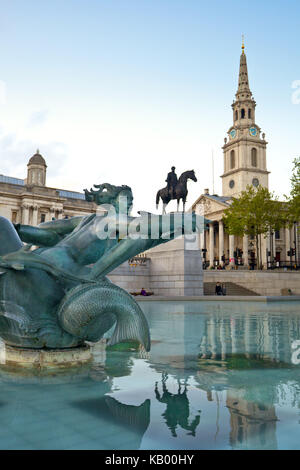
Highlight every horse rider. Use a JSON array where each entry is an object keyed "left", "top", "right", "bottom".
[{"left": 166, "top": 166, "right": 178, "bottom": 198}]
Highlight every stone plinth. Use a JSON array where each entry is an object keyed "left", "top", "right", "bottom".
[
  {"left": 1, "top": 344, "right": 92, "bottom": 369},
  {"left": 108, "top": 261, "right": 150, "bottom": 293},
  {"left": 147, "top": 235, "right": 203, "bottom": 296}
]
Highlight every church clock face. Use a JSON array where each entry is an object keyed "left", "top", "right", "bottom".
[
  {"left": 229, "top": 179, "right": 235, "bottom": 188},
  {"left": 230, "top": 129, "right": 236, "bottom": 139},
  {"left": 249, "top": 126, "right": 257, "bottom": 136},
  {"left": 252, "top": 177, "right": 259, "bottom": 187}
]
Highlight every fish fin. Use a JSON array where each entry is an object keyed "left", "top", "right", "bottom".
[{"left": 107, "top": 309, "right": 150, "bottom": 351}]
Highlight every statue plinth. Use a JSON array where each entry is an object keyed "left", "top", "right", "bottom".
[{"left": 146, "top": 234, "right": 203, "bottom": 296}]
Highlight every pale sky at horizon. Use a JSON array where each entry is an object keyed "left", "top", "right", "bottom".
[{"left": 0, "top": 0, "right": 299, "bottom": 214}]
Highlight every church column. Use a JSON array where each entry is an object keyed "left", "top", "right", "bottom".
[
  {"left": 57, "top": 209, "right": 64, "bottom": 220},
  {"left": 261, "top": 234, "right": 268, "bottom": 269},
  {"left": 45, "top": 210, "right": 52, "bottom": 222},
  {"left": 219, "top": 221, "right": 224, "bottom": 266},
  {"left": 243, "top": 235, "right": 249, "bottom": 267},
  {"left": 50, "top": 207, "right": 56, "bottom": 220},
  {"left": 229, "top": 234, "right": 235, "bottom": 267},
  {"left": 32, "top": 206, "right": 39, "bottom": 226},
  {"left": 209, "top": 223, "right": 214, "bottom": 268},
  {"left": 21, "top": 204, "right": 29, "bottom": 225}
]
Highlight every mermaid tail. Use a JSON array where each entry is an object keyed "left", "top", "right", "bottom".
[{"left": 57, "top": 281, "right": 151, "bottom": 351}]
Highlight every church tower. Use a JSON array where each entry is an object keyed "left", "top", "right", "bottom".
[{"left": 221, "top": 40, "right": 269, "bottom": 197}]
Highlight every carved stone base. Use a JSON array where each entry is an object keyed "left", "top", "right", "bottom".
[{"left": 1, "top": 344, "right": 92, "bottom": 369}]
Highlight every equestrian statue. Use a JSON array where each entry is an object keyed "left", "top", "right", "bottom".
[{"left": 156, "top": 167, "right": 197, "bottom": 214}]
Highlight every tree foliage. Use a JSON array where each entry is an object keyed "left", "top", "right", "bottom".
[
  {"left": 287, "top": 157, "right": 300, "bottom": 223},
  {"left": 222, "top": 185, "right": 285, "bottom": 269},
  {"left": 223, "top": 185, "right": 284, "bottom": 237}
]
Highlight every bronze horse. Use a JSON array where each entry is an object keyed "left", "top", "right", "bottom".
[{"left": 156, "top": 170, "right": 197, "bottom": 213}]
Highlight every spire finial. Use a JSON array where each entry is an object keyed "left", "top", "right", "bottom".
[
  {"left": 36, "top": 148, "right": 40, "bottom": 154},
  {"left": 242, "top": 34, "right": 245, "bottom": 54}
]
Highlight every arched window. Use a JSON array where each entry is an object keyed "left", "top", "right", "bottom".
[
  {"left": 230, "top": 150, "right": 235, "bottom": 169},
  {"left": 235, "top": 110, "right": 238, "bottom": 121},
  {"left": 248, "top": 108, "right": 251, "bottom": 119},
  {"left": 251, "top": 148, "right": 257, "bottom": 167},
  {"left": 241, "top": 109, "right": 245, "bottom": 119}
]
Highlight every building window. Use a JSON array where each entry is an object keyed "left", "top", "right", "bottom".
[
  {"left": 40, "top": 213, "right": 46, "bottom": 223},
  {"left": 241, "top": 108, "right": 245, "bottom": 119},
  {"left": 235, "top": 110, "right": 238, "bottom": 120},
  {"left": 11, "top": 211, "right": 17, "bottom": 223},
  {"left": 230, "top": 150, "right": 235, "bottom": 169},
  {"left": 275, "top": 230, "right": 280, "bottom": 240},
  {"left": 251, "top": 148, "right": 257, "bottom": 167},
  {"left": 248, "top": 109, "right": 251, "bottom": 118}
]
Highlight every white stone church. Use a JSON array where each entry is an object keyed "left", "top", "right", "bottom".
[{"left": 191, "top": 42, "right": 298, "bottom": 269}]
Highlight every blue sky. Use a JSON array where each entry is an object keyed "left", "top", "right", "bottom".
[{"left": 0, "top": 0, "right": 299, "bottom": 212}]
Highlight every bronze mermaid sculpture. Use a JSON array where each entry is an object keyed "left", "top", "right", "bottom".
[{"left": 0, "top": 183, "right": 200, "bottom": 351}]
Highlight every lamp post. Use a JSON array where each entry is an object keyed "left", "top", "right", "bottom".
[
  {"left": 270, "top": 230, "right": 274, "bottom": 268},
  {"left": 294, "top": 221, "right": 297, "bottom": 268}
]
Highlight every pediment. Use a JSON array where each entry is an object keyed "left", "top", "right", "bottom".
[{"left": 191, "top": 194, "right": 231, "bottom": 217}]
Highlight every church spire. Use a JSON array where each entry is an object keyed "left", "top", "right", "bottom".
[{"left": 236, "top": 37, "right": 252, "bottom": 100}]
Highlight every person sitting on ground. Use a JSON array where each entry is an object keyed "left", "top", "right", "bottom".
[
  {"left": 215, "top": 282, "right": 222, "bottom": 295},
  {"left": 140, "top": 287, "right": 147, "bottom": 296}
]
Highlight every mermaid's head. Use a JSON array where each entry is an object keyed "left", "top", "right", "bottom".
[{"left": 85, "top": 183, "right": 133, "bottom": 215}]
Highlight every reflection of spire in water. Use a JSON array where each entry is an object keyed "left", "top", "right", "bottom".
[
  {"left": 226, "top": 390, "right": 278, "bottom": 450},
  {"left": 155, "top": 374, "right": 200, "bottom": 438}
]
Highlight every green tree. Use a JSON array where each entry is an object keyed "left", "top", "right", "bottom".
[
  {"left": 222, "top": 185, "right": 285, "bottom": 270},
  {"left": 287, "top": 157, "right": 300, "bottom": 223}
]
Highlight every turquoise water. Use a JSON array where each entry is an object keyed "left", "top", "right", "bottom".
[{"left": 0, "top": 300, "right": 299, "bottom": 450}]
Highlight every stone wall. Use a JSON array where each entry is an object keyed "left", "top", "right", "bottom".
[
  {"left": 109, "top": 236, "right": 203, "bottom": 296},
  {"left": 108, "top": 262, "right": 151, "bottom": 293},
  {"left": 204, "top": 271, "right": 300, "bottom": 296}
]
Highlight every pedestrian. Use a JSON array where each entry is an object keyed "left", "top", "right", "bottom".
[
  {"left": 215, "top": 282, "right": 222, "bottom": 295},
  {"left": 222, "top": 283, "right": 226, "bottom": 296}
]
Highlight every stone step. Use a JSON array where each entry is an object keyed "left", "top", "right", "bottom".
[{"left": 204, "top": 281, "right": 259, "bottom": 296}]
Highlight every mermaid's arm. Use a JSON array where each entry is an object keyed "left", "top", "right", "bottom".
[
  {"left": 39, "top": 216, "right": 84, "bottom": 235},
  {"left": 89, "top": 213, "right": 201, "bottom": 279},
  {"left": 14, "top": 217, "right": 85, "bottom": 247},
  {"left": 14, "top": 224, "right": 61, "bottom": 247}
]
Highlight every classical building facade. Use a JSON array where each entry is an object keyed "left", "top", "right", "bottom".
[
  {"left": 191, "top": 43, "right": 298, "bottom": 269},
  {"left": 0, "top": 150, "right": 97, "bottom": 225}
]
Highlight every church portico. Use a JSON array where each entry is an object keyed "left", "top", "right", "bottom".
[{"left": 198, "top": 209, "right": 250, "bottom": 269}]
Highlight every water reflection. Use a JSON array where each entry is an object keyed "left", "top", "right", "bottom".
[
  {"left": 0, "top": 302, "right": 299, "bottom": 449},
  {"left": 226, "top": 390, "right": 278, "bottom": 450},
  {"left": 154, "top": 373, "right": 200, "bottom": 437},
  {"left": 72, "top": 396, "right": 150, "bottom": 450},
  {"left": 143, "top": 301, "right": 300, "bottom": 449}
]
